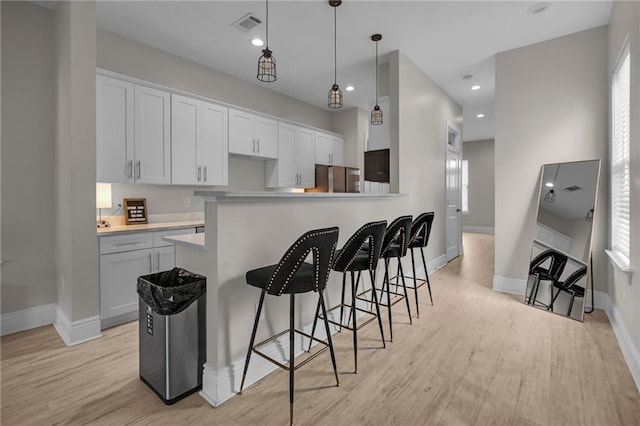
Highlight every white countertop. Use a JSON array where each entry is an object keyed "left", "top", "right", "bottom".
[
  {"left": 97, "top": 220, "right": 204, "bottom": 236},
  {"left": 163, "top": 233, "right": 206, "bottom": 249},
  {"left": 194, "top": 190, "right": 404, "bottom": 202}
]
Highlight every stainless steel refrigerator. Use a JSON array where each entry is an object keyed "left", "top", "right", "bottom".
[{"left": 310, "top": 165, "right": 360, "bottom": 193}]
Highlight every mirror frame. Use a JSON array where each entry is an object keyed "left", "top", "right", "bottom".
[{"left": 525, "top": 159, "right": 601, "bottom": 321}]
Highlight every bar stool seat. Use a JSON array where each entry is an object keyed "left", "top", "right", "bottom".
[{"left": 246, "top": 263, "right": 317, "bottom": 294}]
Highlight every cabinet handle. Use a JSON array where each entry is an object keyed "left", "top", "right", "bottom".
[
  {"left": 253, "top": 139, "right": 256, "bottom": 153},
  {"left": 148, "top": 253, "right": 152, "bottom": 273},
  {"left": 203, "top": 166, "right": 208, "bottom": 182},
  {"left": 257, "top": 139, "right": 260, "bottom": 153},
  {"left": 136, "top": 161, "right": 141, "bottom": 180},
  {"left": 156, "top": 252, "right": 160, "bottom": 271},
  {"left": 198, "top": 166, "right": 202, "bottom": 182},
  {"left": 127, "top": 160, "right": 133, "bottom": 180}
]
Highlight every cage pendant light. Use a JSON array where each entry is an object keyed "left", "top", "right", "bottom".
[
  {"left": 257, "top": 0, "right": 276, "bottom": 82},
  {"left": 328, "top": 1, "right": 343, "bottom": 109},
  {"left": 371, "top": 34, "right": 383, "bottom": 125}
]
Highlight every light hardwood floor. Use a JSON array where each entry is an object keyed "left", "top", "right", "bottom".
[{"left": 2, "top": 233, "right": 639, "bottom": 425}]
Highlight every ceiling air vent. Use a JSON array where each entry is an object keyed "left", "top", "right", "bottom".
[
  {"left": 232, "top": 13, "right": 262, "bottom": 32},
  {"left": 563, "top": 185, "right": 582, "bottom": 192}
]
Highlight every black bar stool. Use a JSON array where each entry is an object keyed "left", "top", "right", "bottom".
[
  {"left": 527, "top": 249, "right": 568, "bottom": 308},
  {"left": 375, "top": 215, "right": 413, "bottom": 342},
  {"left": 406, "top": 212, "right": 435, "bottom": 317},
  {"left": 308, "top": 220, "right": 387, "bottom": 373},
  {"left": 239, "top": 227, "right": 340, "bottom": 426},
  {"left": 551, "top": 266, "right": 588, "bottom": 315}
]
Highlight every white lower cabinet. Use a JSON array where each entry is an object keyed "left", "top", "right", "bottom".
[{"left": 99, "top": 227, "right": 195, "bottom": 329}]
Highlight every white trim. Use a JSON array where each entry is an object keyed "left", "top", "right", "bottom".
[
  {"left": 605, "top": 249, "right": 633, "bottom": 276},
  {"left": 492, "top": 276, "right": 527, "bottom": 295},
  {"left": 604, "top": 294, "right": 640, "bottom": 393},
  {"left": 54, "top": 308, "right": 102, "bottom": 346},
  {"left": 463, "top": 226, "right": 495, "bottom": 234},
  {"left": 1, "top": 303, "right": 57, "bottom": 336}
]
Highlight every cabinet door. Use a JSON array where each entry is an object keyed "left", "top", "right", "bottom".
[
  {"left": 228, "top": 108, "right": 256, "bottom": 156},
  {"left": 154, "top": 245, "right": 175, "bottom": 271},
  {"left": 331, "top": 135, "right": 345, "bottom": 166},
  {"left": 201, "top": 101, "right": 228, "bottom": 185},
  {"left": 97, "top": 75, "right": 134, "bottom": 183},
  {"left": 134, "top": 85, "right": 171, "bottom": 184},
  {"left": 255, "top": 116, "right": 278, "bottom": 159},
  {"left": 315, "top": 131, "right": 332, "bottom": 165},
  {"left": 268, "top": 123, "right": 296, "bottom": 187},
  {"left": 297, "top": 127, "right": 316, "bottom": 188},
  {"left": 100, "top": 248, "right": 153, "bottom": 320},
  {"left": 171, "top": 94, "right": 199, "bottom": 185}
]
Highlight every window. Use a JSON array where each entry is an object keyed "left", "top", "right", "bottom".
[
  {"left": 610, "top": 42, "right": 631, "bottom": 269},
  {"left": 462, "top": 160, "right": 469, "bottom": 213}
]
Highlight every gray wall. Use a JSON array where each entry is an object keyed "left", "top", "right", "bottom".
[
  {"left": 1, "top": 1, "right": 57, "bottom": 314},
  {"left": 462, "top": 139, "right": 495, "bottom": 230},
  {"left": 494, "top": 26, "right": 608, "bottom": 292},
  {"left": 391, "top": 50, "right": 463, "bottom": 260},
  {"left": 607, "top": 1, "right": 640, "bottom": 368}
]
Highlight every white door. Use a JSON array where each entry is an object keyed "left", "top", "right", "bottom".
[{"left": 445, "top": 122, "right": 462, "bottom": 262}]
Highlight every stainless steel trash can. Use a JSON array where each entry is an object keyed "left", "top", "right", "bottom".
[{"left": 137, "top": 268, "right": 206, "bottom": 405}]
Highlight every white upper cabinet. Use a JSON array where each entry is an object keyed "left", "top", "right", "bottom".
[
  {"left": 315, "top": 131, "right": 344, "bottom": 166},
  {"left": 134, "top": 85, "right": 171, "bottom": 184},
  {"left": 265, "top": 123, "right": 315, "bottom": 188},
  {"left": 228, "top": 108, "right": 278, "bottom": 159},
  {"left": 97, "top": 75, "right": 134, "bottom": 183},
  {"left": 172, "top": 94, "right": 228, "bottom": 186},
  {"left": 96, "top": 75, "right": 171, "bottom": 184}
]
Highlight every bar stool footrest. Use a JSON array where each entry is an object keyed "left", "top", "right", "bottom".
[{"left": 252, "top": 328, "right": 330, "bottom": 371}]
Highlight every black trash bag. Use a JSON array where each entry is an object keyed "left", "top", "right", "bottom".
[{"left": 137, "top": 267, "right": 206, "bottom": 315}]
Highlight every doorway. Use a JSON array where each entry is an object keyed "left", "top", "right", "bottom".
[{"left": 445, "top": 122, "right": 462, "bottom": 262}]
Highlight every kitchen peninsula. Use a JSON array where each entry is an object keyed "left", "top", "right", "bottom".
[{"left": 166, "top": 191, "right": 411, "bottom": 407}]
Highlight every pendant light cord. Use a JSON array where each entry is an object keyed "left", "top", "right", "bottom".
[
  {"left": 266, "top": 0, "right": 269, "bottom": 48},
  {"left": 375, "top": 39, "right": 379, "bottom": 104},
  {"left": 333, "top": 6, "right": 337, "bottom": 85}
]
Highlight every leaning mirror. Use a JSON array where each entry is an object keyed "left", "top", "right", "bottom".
[{"left": 524, "top": 160, "right": 601, "bottom": 321}]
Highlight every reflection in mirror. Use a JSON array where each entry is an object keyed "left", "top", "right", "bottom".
[{"left": 524, "top": 160, "right": 600, "bottom": 321}]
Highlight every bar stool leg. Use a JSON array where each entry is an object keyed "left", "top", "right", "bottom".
[
  {"left": 350, "top": 271, "right": 358, "bottom": 373},
  {"left": 398, "top": 259, "right": 412, "bottom": 324},
  {"left": 384, "top": 258, "right": 393, "bottom": 342},
  {"left": 240, "top": 289, "right": 266, "bottom": 393},
  {"left": 420, "top": 247, "right": 433, "bottom": 305},
  {"left": 319, "top": 291, "right": 340, "bottom": 387},
  {"left": 307, "top": 297, "right": 322, "bottom": 352},
  {"left": 289, "top": 292, "right": 295, "bottom": 426},
  {"left": 339, "top": 273, "right": 347, "bottom": 331},
  {"left": 369, "top": 270, "right": 386, "bottom": 348},
  {"left": 410, "top": 248, "right": 420, "bottom": 318}
]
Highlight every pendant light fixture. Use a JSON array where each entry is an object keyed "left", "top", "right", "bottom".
[
  {"left": 257, "top": 0, "right": 276, "bottom": 82},
  {"left": 544, "top": 164, "right": 560, "bottom": 203},
  {"left": 371, "top": 33, "right": 383, "bottom": 125},
  {"left": 328, "top": 1, "right": 343, "bottom": 109}
]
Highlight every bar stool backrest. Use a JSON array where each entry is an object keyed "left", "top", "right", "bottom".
[
  {"left": 558, "top": 266, "right": 588, "bottom": 290},
  {"left": 381, "top": 215, "right": 413, "bottom": 258},
  {"left": 529, "top": 248, "right": 568, "bottom": 281},
  {"left": 333, "top": 220, "right": 387, "bottom": 272},
  {"left": 408, "top": 212, "right": 435, "bottom": 248},
  {"left": 266, "top": 227, "right": 339, "bottom": 295}
]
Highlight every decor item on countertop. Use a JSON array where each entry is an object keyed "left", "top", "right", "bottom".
[
  {"left": 328, "top": 0, "right": 343, "bottom": 109},
  {"left": 124, "top": 198, "right": 148, "bottom": 225},
  {"left": 371, "top": 33, "right": 383, "bottom": 125},
  {"left": 257, "top": 0, "right": 276, "bottom": 82},
  {"left": 96, "top": 182, "right": 112, "bottom": 228}
]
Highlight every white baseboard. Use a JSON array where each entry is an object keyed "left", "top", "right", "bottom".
[
  {"left": 604, "top": 295, "right": 640, "bottom": 393},
  {"left": 1, "top": 303, "right": 57, "bottom": 336},
  {"left": 492, "top": 276, "right": 527, "bottom": 295},
  {"left": 54, "top": 308, "right": 102, "bottom": 346},
  {"left": 463, "top": 226, "right": 495, "bottom": 234},
  {"left": 428, "top": 254, "right": 447, "bottom": 273}
]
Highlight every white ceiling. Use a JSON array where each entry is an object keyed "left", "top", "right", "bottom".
[
  {"left": 41, "top": 1, "right": 614, "bottom": 141},
  {"left": 538, "top": 160, "right": 600, "bottom": 220}
]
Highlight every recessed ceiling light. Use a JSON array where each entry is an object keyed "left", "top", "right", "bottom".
[
  {"left": 251, "top": 38, "right": 264, "bottom": 47},
  {"left": 545, "top": 182, "right": 554, "bottom": 188},
  {"left": 527, "top": 2, "right": 550, "bottom": 15},
  {"left": 345, "top": 85, "right": 355, "bottom": 91},
  {"left": 471, "top": 85, "right": 481, "bottom": 91},
  {"left": 476, "top": 113, "right": 485, "bottom": 118}
]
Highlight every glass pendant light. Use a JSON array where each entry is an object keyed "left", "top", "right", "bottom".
[
  {"left": 328, "top": 1, "right": 343, "bottom": 108},
  {"left": 257, "top": 0, "right": 276, "bottom": 82},
  {"left": 371, "top": 33, "right": 383, "bottom": 125}
]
